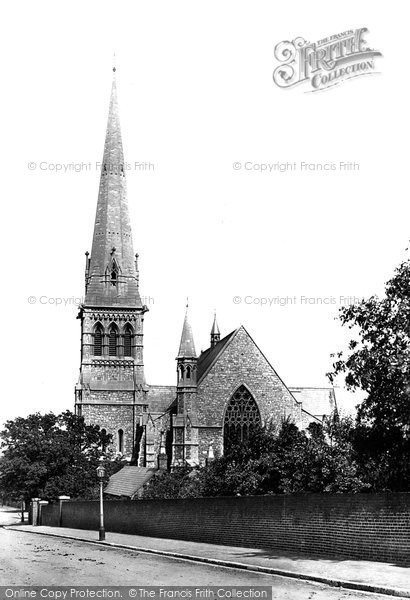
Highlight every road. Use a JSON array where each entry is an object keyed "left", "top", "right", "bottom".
[{"left": 0, "top": 508, "right": 388, "bottom": 599}]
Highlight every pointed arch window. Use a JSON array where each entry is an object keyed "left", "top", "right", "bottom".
[
  {"left": 118, "top": 429, "right": 124, "bottom": 454},
  {"left": 186, "top": 365, "right": 191, "bottom": 379},
  {"left": 224, "top": 385, "right": 261, "bottom": 453},
  {"left": 107, "top": 256, "right": 120, "bottom": 287},
  {"left": 109, "top": 324, "right": 119, "bottom": 357},
  {"left": 123, "top": 324, "right": 133, "bottom": 357},
  {"left": 178, "top": 364, "right": 186, "bottom": 382},
  {"left": 100, "top": 428, "right": 107, "bottom": 452},
  {"left": 94, "top": 324, "right": 103, "bottom": 356}
]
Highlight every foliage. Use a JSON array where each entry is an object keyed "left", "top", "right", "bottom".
[
  {"left": 0, "top": 411, "right": 124, "bottom": 501},
  {"left": 141, "top": 467, "right": 198, "bottom": 500},
  {"left": 328, "top": 257, "right": 410, "bottom": 491},
  {"left": 140, "top": 417, "right": 370, "bottom": 499}
]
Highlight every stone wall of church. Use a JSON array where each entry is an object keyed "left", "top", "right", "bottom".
[
  {"left": 198, "top": 427, "right": 223, "bottom": 465},
  {"left": 144, "top": 412, "right": 170, "bottom": 468},
  {"left": 82, "top": 391, "right": 136, "bottom": 404},
  {"left": 81, "top": 402, "right": 135, "bottom": 458},
  {"left": 197, "top": 327, "right": 301, "bottom": 432}
]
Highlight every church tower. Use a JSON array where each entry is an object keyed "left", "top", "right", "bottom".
[
  {"left": 75, "top": 68, "right": 148, "bottom": 462},
  {"left": 172, "top": 305, "right": 199, "bottom": 467}
]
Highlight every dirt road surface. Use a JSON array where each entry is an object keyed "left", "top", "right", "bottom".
[{"left": 0, "top": 509, "right": 391, "bottom": 599}]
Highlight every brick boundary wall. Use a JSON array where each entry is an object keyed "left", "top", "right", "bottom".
[{"left": 41, "top": 493, "right": 410, "bottom": 565}]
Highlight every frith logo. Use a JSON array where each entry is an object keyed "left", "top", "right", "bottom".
[{"left": 273, "top": 28, "right": 382, "bottom": 92}]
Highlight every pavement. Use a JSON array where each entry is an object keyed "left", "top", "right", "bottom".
[{"left": 5, "top": 518, "right": 409, "bottom": 598}]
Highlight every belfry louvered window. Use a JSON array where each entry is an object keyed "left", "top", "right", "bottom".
[
  {"left": 109, "top": 325, "right": 118, "bottom": 356},
  {"left": 110, "top": 261, "right": 119, "bottom": 287},
  {"left": 94, "top": 324, "right": 103, "bottom": 356},
  {"left": 124, "top": 324, "right": 133, "bottom": 357},
  {"left": 224, "top": 385, "right": 261, "bottom": 452}
]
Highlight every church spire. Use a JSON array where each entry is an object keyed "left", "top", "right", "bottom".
[
  {"left": 177, "top": 303, "right": 197, "bottom": 359},
  {"left": 210, "top": 312, "right": 220, "bottom": 347},
  {"left": 85, "top": 67, "right": 141, "bottom": 307}
]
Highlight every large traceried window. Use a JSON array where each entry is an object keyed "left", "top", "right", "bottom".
[
  {"left": 94, "top": 324, "right": 103, "bottom": 356},
  {"left": 224, "top": 385, "right": 261, "bottom": 453}
]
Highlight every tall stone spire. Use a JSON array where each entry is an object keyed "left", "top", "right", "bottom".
[
  {"left": 210, "top": 312, "right": 220, "bottom": 347},
  {"left": 85, "top": 68, "right": 141, "bottom": 307},
  {"left": 177, "top": 304, "right": 197, "bottom": 358},
  {"left": 76, "top": 66, "right": 148, "bottom": 464}
]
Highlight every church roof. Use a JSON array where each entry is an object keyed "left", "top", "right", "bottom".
[
  {"left": 148, "top": 385, "right": 177, "bottom": 413},
  {"left": 197, "top": 329, "right": 237, "bottom": 383},
  {"left": 289, "top": 387, "right": 338, "bottom": 420},
  {"left": 104, "top": 466, "right": 156, "bottom": 498},
  {"left": 177, "top": 307, "right": 197, "bottom": 358},
  {"left": 85, "top": 71, "right": 142, "bottom": 307}
]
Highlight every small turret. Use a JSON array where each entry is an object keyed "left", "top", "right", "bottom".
[
  {"left": 210, "top": 312, "right": 220, "bottom": 347},
  {"left": 177, "top": 303, "right": 197, "bottom": 386},
  {"left": 172, "top": 303, "right": 199, "bottom": 467}
]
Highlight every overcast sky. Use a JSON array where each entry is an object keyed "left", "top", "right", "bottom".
[{"left": 1, "top": 1, "right": 407, "bottom": 428}]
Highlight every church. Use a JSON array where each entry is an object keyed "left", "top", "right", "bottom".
[{"left": 74, "top": 70, "right": 337, "bottom": 471}]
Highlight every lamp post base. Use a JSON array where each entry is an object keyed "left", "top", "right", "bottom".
[{"left": 99, "top": 528, "right": 105, "bottom": 541}]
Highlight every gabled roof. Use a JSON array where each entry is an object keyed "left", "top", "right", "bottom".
[
  {"left": 290, "top": 387, "right": 338, "bottom": 419},
  {"left": 148, "top": 385, "right": 177, "bottom": 413},
  {"left": 197, "top": 329, "right": 237, "bottom": 383},
  {"left": 197, "top": 326, "right": 303, "bottom": 412},
  {"left": 104, "top": 466, "right": 156, "bottom": 498}
]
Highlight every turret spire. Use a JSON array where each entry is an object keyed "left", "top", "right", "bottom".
[
  {"left": 177, "top": 304, "right": 197, "bottom": 358},
  {"left": 210, "top": 312, "right": 220, "bottom": 347},
  {"left": 84, "top": 68, "right": 141, "bottom": 307},
  {"left": 173, "top": 304, "right": 199, "bottom": 467}
]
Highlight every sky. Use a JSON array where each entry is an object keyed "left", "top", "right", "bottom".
[{"left": 1, "top": 0, "right": 408, "bottom": 428}]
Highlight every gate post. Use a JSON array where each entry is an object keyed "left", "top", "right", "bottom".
[
  {"left": 30, "top": 498, "right": 40, "bottom": 526},
  {"left": 58, "top": 495, "right": 71, "bottom": 527}
]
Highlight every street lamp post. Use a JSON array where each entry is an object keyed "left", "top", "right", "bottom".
[{"left": 96, "top": 461, "right": 106, "bottom": 541}]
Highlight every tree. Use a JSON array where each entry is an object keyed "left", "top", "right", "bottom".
[
  {"left": 0, "top": 411, "right": 123, "bottom": 501},
  {"left": 141, "top": 467, "right": 198, "bottom": 500},
  {"left": 328, "top": 257, "right": 410, "bottom": 490}
]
